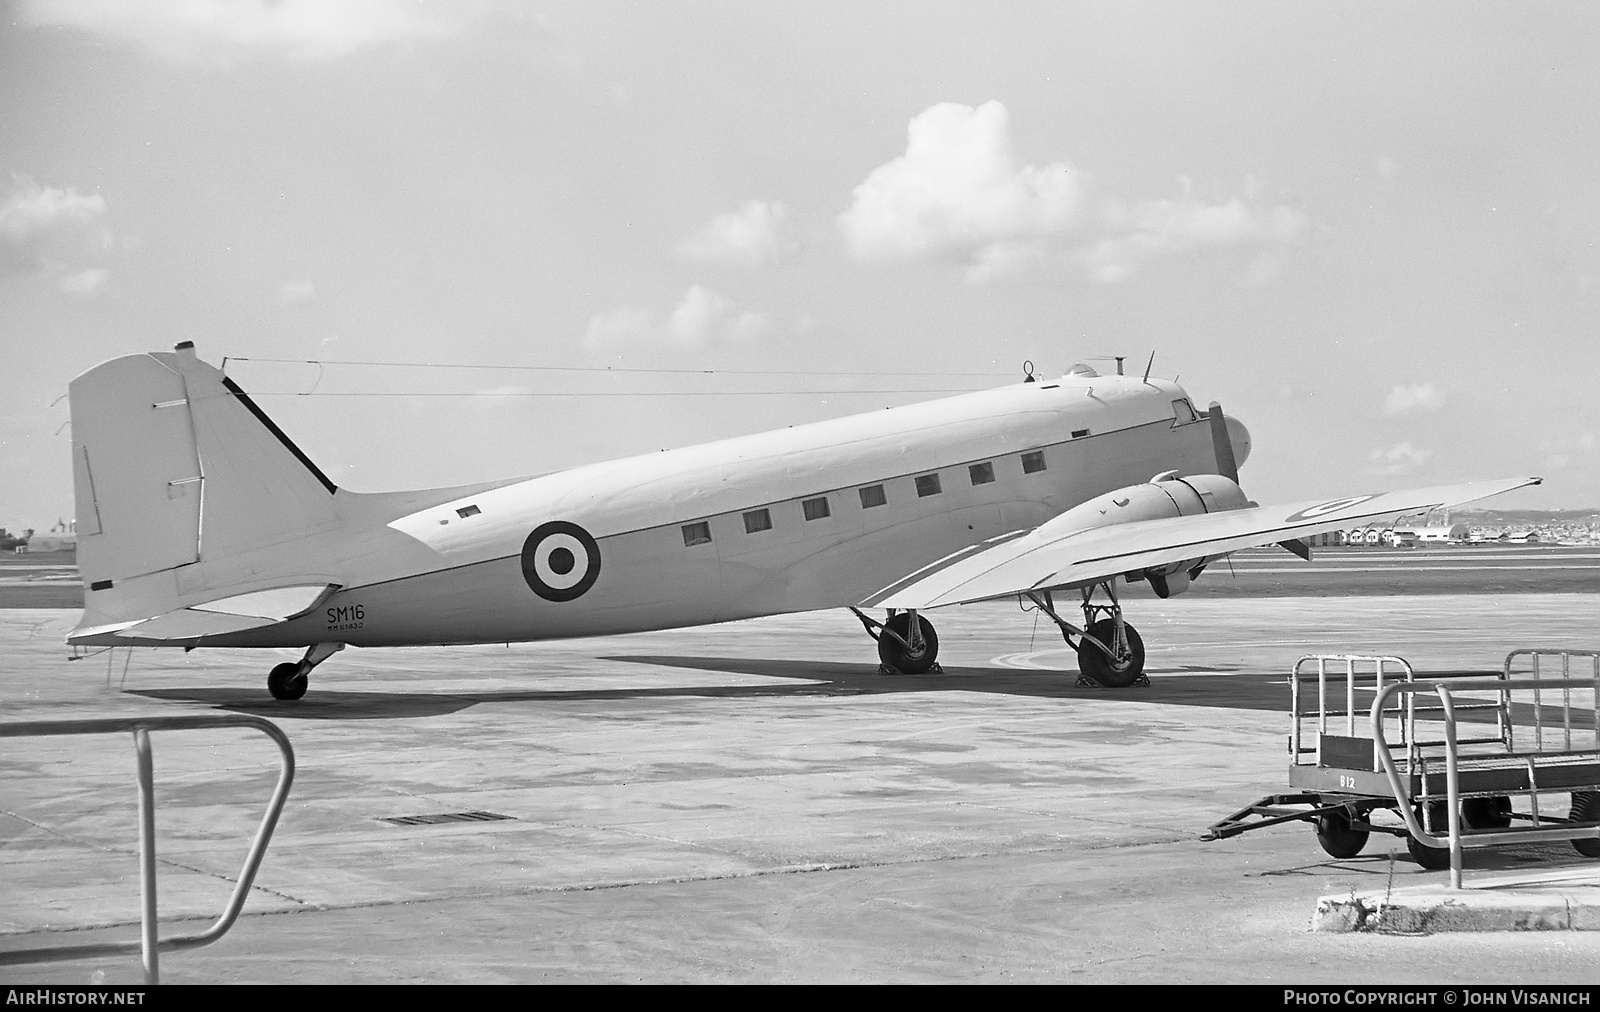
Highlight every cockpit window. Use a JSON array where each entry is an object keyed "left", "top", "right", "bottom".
[{"left": 1172, "top": 399, "right": 1198, "bottom": 423}]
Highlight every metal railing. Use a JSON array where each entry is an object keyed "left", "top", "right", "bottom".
[
  {"left": 0, "top": 714, "right": 295, "bottom": 983},
  {"left": 1291, "top": 654, "right": 1414, "bottom": 769},
  {"left": 1503, "top": 649, "right": 1600, "bottom": 755},
  {"left": 1371, "top": 676, "right": 1600, "bottom": 889},
  {"left": 1289, "top": 654, "right": 1508, "bottom": 771}
]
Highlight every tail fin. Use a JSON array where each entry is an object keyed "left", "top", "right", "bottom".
[{"left": 70, "top": 343, "right": 343, "bottom": 623}]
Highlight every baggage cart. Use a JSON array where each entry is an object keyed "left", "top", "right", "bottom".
[{"left": 1204, "top": 650, "right": 1600, "bottom": 881}]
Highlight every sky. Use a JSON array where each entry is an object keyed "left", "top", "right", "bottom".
[{"left": 3, "top": 1, "right": 1598, "bottom": 535}]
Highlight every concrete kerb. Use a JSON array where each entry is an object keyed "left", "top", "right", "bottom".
[{"left": 1313, "top": 868, "right": 1600, "bottom": 933}]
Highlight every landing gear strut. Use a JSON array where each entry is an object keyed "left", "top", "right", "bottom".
[
  {"left": 1025, "top": 582, "right": 1147, "bottom": 688},
  {"left": 267, "top": 642, "right": 344, "bottom": 701},
  {"left": 850, "top": 608, "right": 942, "bottom": 675}
]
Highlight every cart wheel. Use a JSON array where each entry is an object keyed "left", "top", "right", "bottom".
[
  {"left": 1571, "top": 792, "right": 1600, "bottom": 859},
  {"left": 1407, "top": 834, "right": 1452, "bottom": 871},
  {"left": 1461, "top": 796, "right": 1512, "bottom": 830},
  {"left": 1407, "top": 802, "right": 1452, "bottom": 870},
  {"left": 1314, "top": 809, "right": 1368, "bottom": 859}
]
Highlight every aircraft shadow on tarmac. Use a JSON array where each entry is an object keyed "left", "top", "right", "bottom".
[{"left": 130, "top": 657, "right": 1305, "bottom": 720}]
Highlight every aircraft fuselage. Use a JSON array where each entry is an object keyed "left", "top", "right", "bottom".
[{"left": 195, "top": 371, "right": 1234, "bottom": 649}]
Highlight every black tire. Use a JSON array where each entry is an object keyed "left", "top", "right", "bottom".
[
  {"left": 1571, "top": 792, "right": 1600, "bottom": 858},
  {"left": 267, "top": 661, "right": 308, "bottom": 701},
  {"left": 1076, "top": 618, "right": 1145, "bottom": 688},
  {"left": 1461, "top": 796, "right": 1512, "bottom": 830},
  {"left": 1314, "top": 809, "right": 1369, "bottom": 859},
  {"left": 877, "top": 613, "right": 939, "bottom": 674},
  {"left": 1407, "top": 802, "right": 1452, "bottom": 870}
]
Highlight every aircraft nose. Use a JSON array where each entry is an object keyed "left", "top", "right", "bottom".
[{"left": 1226, "top": 415, "right": 1252, "bottom": 470}]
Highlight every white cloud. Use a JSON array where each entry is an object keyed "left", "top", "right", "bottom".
[
  {"left": 58, "top": 268, "right": 109, "bottom": 296},
  {"left": 1367, "top": 441, "right": 1433, "bottom": 475},
  {"left": 584, "top": 285, "right": 773, "bottom": 351},
  {"left": 20, "top": 0, "right": 502, "bottom": 63},
  {"left": 679, "top": 200, "right": 799, "bottom": 269},
  {"left": 279, "top": 280, "right": 317, "bottom": 304},
  {"left": 1382, "top": 383, "right": 1445, "bottom": 416},
  {"left": 839, "top": 101, "right": 1083, "bottom": 276},
  {"left": 1085, "top": 198, "right": 1308, "bottom": 284},
  {"left": 0, "top": 176, "right": 106, "bottom": 245},
  {"left": 1, "top": 175, "right": 113, "bottom": 288},
  {"left": 840, "top": 101, "right": 1308, "bottom": 285}
]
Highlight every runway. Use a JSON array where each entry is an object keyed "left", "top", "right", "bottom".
[{"left": 3, "top": 595, "right": 1600, "bottom": 983}]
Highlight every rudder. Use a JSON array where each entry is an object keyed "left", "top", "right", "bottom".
[{"left": 70, "top": 342, "right": 342, "bottom": 603}]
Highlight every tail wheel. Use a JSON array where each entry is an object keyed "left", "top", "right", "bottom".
[
  {"left": 1314, "top": 809, "right": 1369, "bottom": 859},
  {"left": 1076, "top": 618, "right": 1145, "bottom": 688},
  {"left": 877, "top": 613, "right": 939, "bottom": 674},
  {"left": 1571, "top": 792, "right": 1600, "bottom": 858},
  {"left": 267, "top": 662, "right": 308, "bottom": 701}
]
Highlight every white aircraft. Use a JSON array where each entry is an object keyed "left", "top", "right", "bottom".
[{"left": 66, "top": 342, "right": 1537, "bottom": 700}]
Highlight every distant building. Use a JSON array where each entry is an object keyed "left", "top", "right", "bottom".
[
  {"left": 24, "top": 533, "right": 76, "bottom": 552},
  {"left": 1402, "top": 523, "right": 1470, "bottom": 544},
  {"left": 21, "top": 518, "right": 75, "bottom": 553}
]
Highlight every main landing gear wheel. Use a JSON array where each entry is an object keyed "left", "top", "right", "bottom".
[
  {"left": 1314, "top": 809, "right": 1369, "bottom": 859},
  {"left": 877, "top": 613, "right": 940, "bottom": 675},
  {"left": 1076, "top": 618, "right": 1145, "bottom": 688},
  {"left": 267, "top": 662, "right": 308, "bottom": 701},
  {"left": 1571, "top": 792, "right": 1600, "bottom": 858}
]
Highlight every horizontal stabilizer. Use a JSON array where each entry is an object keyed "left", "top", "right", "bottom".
[
  {"left": 70, "top": 583, "right": 338, "bottom": 645},
  {"left": 189, "top": 584, "right": 336, "bottom": 619},
  {"left": 113, "top": 609, "right": 286, "bottom": 642},
  {"left": 865, "top": 476, "right": 1540, "bottom": 610}
]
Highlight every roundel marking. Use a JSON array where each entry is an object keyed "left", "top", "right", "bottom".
[
  {"left": 521, "top": 521, "right": 601, "bottom": 602},
  {"left": 1285, "top": 495, "right": 1378, "bottom": 523}
]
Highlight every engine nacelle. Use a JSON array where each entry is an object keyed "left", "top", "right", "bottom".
[{"left": 1033, "top": 473, "right": 1249, "bottom": 597}]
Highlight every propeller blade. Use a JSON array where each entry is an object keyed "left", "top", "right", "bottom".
[{"left": 1208, "top": 401, "right": 1239, "bottom": 483}]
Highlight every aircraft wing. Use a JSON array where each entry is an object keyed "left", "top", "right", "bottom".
[{"left": 864, "top": 476, "right": 1540, "bottom": 610}]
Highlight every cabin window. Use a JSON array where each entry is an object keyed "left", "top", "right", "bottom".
[
  {"left": 915, "top": 473, "right": 942, "bottom": 497},
  {"left": 859, "top": 484, "right": 887, "bottom": 509},
  {"left": 1172, "top": 399, "right": 1197, "bottom": 423},
  {"left": 743, "top": 508, "right": 772, "bottom": 533},
  {"left": 802, "top": 497, "right": 831, "bottom": 521},
  {"left": 455, "top": 504, "right": 481, "bottom": 518},
  {"left": 1071, "top": 428, "right": 1090, "bottom": 439},
  {"left": 1022, "top": 450, "right": 1047, "bottom": 473},
  {"left": 969, "top": 462, "right": 995, "bottom": 485},
  {"left": 682, "top": 521, "right": 712, "bottom": 546}
]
